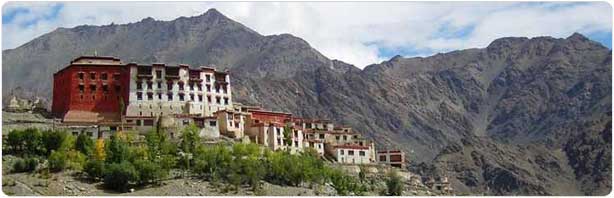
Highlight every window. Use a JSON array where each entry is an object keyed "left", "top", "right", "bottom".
[
  {"left": 206, "top": 75, "right": 211, "bottom": 82},
  {"left": 78, "top": 85, "right": 85, "bottom": 92},
  {"left": 197, "top": 85, "right": 202, "bottom": 91},
  {"left": 157, "top": 82, "right": 162, "bottom": 89},
  {"left": 223, "top": 98, "right": 229, "bottom": 105},
  {"left": 87, "top": 132, "right": 93, "bottom": 137},
  {"left": 147, "top": 82, "right": 152, "bottom": 89},
  {"left": 294, "top": 141, "right": 298, "bottom": 147},
  {"left": 136, "top": 120, "right": 142, "bottom": 126},
  {"left": 207, "top": 96, "right": 211, "bottom": 103},
  {"left": 348, "top": 150, "right": 354, "bottom": 156},
  {"left": 277, "top": 138, "right": 281, "bottom": 145},
  {"left": 167, "top": 93, "right": 173, "bottom": 101},
  {"left": 101, "top": 73, "right": 108, "bottom": 80},
  {"left": 179, "top": 94, "right": 184, "bottom": 101},
  {"left": 137, "top": 93, "right": 143, "bottom": 100},
  {"left": 115, "top": 85, "right": 121, "bottom": 93},
  {"left": 190, "top": 94, "right": 195, "bottom": 101},
  {"left": 343, "top": 135, "right": 347, "bottom": 140},
  {"left": 137, "top": 82, "right": 142, "bottom": 90},
  {"left": 167, "top": 82, "right": 173, "bottom": 90},
  {"left": 319, "top": 134, "right": 325, "bottom": 139},
  {"left": 183, "top": 120, "right": 189, "bottom": 126},
  {"left": 340, "top": 150, "right": 344, "bottom": 155},
  {"left": 222, "top": 86, "right": 227, "bottom": 94},
  {"left": 113, "top": 74, "right": 120, "bottom": 80},
  {"left": 90, "top": 72, "right": 96, "bottom": 80},
  {"left": 216, "top": 97, "right": 221, "bottom": 104},
  {"left": 336, "top": 135, "right": 340, "bottom": 140},
  {"left": 102, "top": 85, "right": 108, "bottom": 92},
  {"left": 198, "top": 95, "right": 203, "bottom": 102},
  {"left": 359, "top": 151, "right": 366, "bottom": 156},
  {"left": 144, "top": 120, "right": 154, "bottom": 126},
  {"left": 189, "top": 83, "right": 194, "bottom": 91},
  {"left": 179, "top": 83, "right": 184, "bottom": 90},
  {"left": 90, "top": 85, "right": 97, "bottom": 92},
  {"left": 158, "top": 94, "right": 162, "bottom": 100},
  {"left": 215, "top": 85, "right": 220, "bottom": 93},
  {"left": 206, "top": 85, "right": 211, "bottom": 92},
  {"left": 78, "top": 73, "right": 84, "bottom": 80},
  {"left": 156, "top": 70, "right": 162, "bottom": 78},
  {"left": 147, "top": 93, "right": 153, "bottom": 100},
  {"left": 209, "top": 121, "right": 217, "bottom": 127}
]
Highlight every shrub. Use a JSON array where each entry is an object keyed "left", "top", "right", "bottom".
[
  {"left": 385, "top": 169, "right": 403, "bottom": 196},
  {"left": 22, "top": 128, "right": 43, "bottom": 156},
  {"left": 75, "top": 133, "right": 94, "bottom": 156},
  {"left": 6, "top": 130, "right": 24, "bottom": 154},
  {"left": 103, "top": 161, "right": 139, "bottom": 192},
  {"left": 48, "top": 151, "right": 67, "bottom": 172},
  {"left": 133, "top": 159, "right": 167, "bottom": 185},
  {"left": 42, "top": 130, "right": 68, "bottom": 155},
  {"left": 84, "top": 160, "right": 106, "bottom": 180},
  {"left": 13, "top": 158, "right": 38, "bottom": 173},
  {"left": 105, "top": 134, "right": 131, "bottom": 164}
]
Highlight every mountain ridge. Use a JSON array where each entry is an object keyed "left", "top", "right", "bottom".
[{"left": 2, "top": 9, "right": 611, "bottom": 195}]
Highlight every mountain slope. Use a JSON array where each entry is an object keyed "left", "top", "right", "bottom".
[{"left": 2, "top": 9, "right": 611, "bottom": 195}]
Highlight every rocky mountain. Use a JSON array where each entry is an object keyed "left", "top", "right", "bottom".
[{"left": 2, "top": 9, "right": 611, "bottom": 195}]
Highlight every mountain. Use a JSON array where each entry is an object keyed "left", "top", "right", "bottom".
[{"left": 2, "top": 9, "right": 611, "bottom": 195}]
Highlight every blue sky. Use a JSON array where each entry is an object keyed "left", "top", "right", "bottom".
[{"left": 2, "top": 2, "right": 612, "bottom": 68}]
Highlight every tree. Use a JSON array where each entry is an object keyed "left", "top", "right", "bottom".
[
  {"left": 12, "top": 157, "right": 38, "bottom": 173},
  {"left": 42, "top": 130, "right": 67, "bottom": 155},
  {"left": 385, "top": 169, "right": 403, "bottom": 196},
  {"left": 48, "top": 150, "right": 67, "bottom": 172},
  {"left": 133, "top": 159, "right": 167, "bottom": 185},
  {"left": 6, "top": 130, "right": 24, "bottom": 154},
  {"left": 94, "top": 139, "right": 106, "bottom": 161},
  {"left": 76, "top": 133, "right": 94, "bottom": 157},
  {"left": 22, "top": 128, "right": 43, "bottom": 156},
  {"left": 105, "top": 134, "right": 130, "bottom": 164},
  {"left": 180, "top": 124, "right": 200, "bottom": 154},
  {"left": 103, "top": 161, "right": 139, "bottom": 192},
  {"left": 84, "top": 160, "right": 106, "bottom": 180}
]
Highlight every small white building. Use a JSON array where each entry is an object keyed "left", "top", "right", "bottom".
[{"left": 330, "top": 144, "right": 373, "bottom": 164}]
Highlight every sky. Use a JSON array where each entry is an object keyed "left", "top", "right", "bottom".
[{"left": 2, "top": 1, "right": 612, "bottom": 68}]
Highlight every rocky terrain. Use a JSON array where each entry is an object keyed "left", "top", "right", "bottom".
[{"left": 2, "top": 9, "right": 611, "bottom": 195}]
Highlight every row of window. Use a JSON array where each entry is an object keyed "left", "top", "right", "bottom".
[
  {"left": 339, "top": 150, "right": 366, "bottom": 156},
  {"left": 135, "top": 92, "right": 229, "bottom": 104},
  {"left": 148, "top": 70, "right": 214, "bottom": 82},
  {"left": 136, "top": 81, "right": 227, "bottom": 93},
  {"left": 78, "top": 84, "right": 121, "bottom": 93},
  {"left": 78, "top": 72, "right": 120, "bottom": 81}
]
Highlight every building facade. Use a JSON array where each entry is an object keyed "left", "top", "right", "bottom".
[
  {"left": 52, "top": 56, "right": 130, "bottom": 125},
  {"left": 125, "top": 63, "right": 233, "bottom": 122},
  {"left": 377, "top": 150, "right": 406, "bottom": 168}
]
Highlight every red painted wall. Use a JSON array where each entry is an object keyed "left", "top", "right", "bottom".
[{"left": 52, "top": 64, "right": 129, "bottom": 119}]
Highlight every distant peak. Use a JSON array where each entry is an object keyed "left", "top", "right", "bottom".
[
  {"left": 140, "top": 17, "right": 155, "bottom": 23},
  {"left": 566, "top": 32, "right": 589, "bottom": 41},
  {"left": 200, "top": 8, "right": 227, "bottom": 19}
]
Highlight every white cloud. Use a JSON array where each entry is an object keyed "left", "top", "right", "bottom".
[{"left": 2, "top": 2, "right": 612, "bottom": 68}]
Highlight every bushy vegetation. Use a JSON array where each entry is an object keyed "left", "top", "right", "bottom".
[
  {"left": 385, "top": 169, "right": 404, "bottom": 196},
  {"left": 3, "top": 126, "right": 368, "bottom": 195}
]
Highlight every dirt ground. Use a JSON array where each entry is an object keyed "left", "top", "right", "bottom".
[{"left": 2, "top": 170, "right": 328, "bottom": 196}]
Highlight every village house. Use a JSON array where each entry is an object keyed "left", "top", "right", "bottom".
[{"left": 377, "top": 150, "right": 406, "bottom": 168}]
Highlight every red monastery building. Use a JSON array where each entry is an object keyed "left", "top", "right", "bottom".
[{"left": 52, "top": 56, "right": 130, "bottom": 124}]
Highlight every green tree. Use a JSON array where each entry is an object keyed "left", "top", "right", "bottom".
[
  {"left": 105, "top": 134, "right": 130, "bottom": 164},
  {"left": 75, "top": 133, "right": 94, "bottom": 157},
  {"left": 180, "top": 124, "right": 200, "bottom": 154},
  {"left": 133, "top": 159, "right": 167, "bottom": 185},
  {"left": 22, "top": 128, "right": 43, "bottom": 156},
  {"left": 103, "top": 161, "right": 139, "bottom": 192},
  {"left": 6, "top": 129, "right": 24, "bottom": 154},
  {"left": 84, "top": 160, "right": 106, "bottom": 180},
  {"left": 48, "top": 150, "right": 67, "bottom": 172},
  {"left": 385, "top": 169, "right": 403, "bottom": 196},
  {"left": 42, "top": 130, "right": 67, "bottom": 155}
]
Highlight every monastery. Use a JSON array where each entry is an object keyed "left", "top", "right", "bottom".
[{"left": 51, "top": 56, "right": 406, "bottom": 166}]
